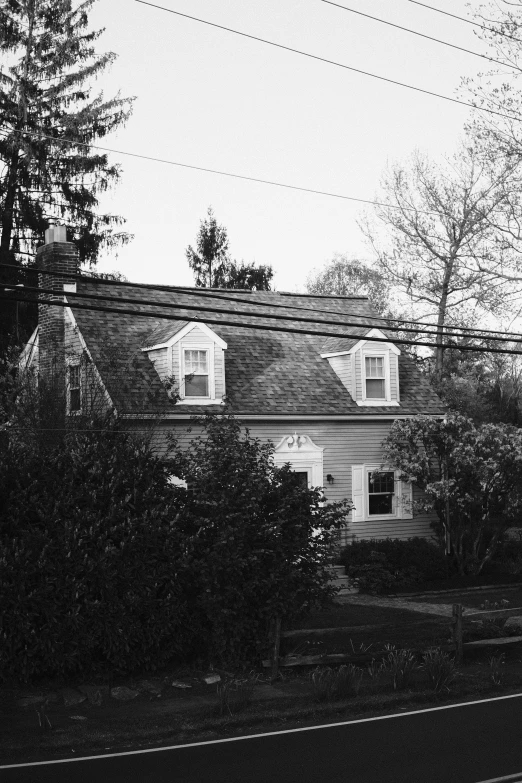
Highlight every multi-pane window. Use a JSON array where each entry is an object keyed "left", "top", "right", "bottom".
[
  {"left": 68, "top": 364, "right": 81, "bottom": 412},
  {"left": 184, "top": 349, "right": 209, "bottom": 397},
  {"left": 365, "top": 356, "right": 385, "bottom": 399},
  {"left": 368, "top": 470, "right": 395, "bottom": 515}
]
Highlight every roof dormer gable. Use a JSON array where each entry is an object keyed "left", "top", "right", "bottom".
[
  {"left": 321, "top": 328, "right": 401, "bottom": 406},
  {"left": 142, "top": 322, "right": 227, "bottom": 405},
  {"left": 142, "top": 321, "right": 227, "bottom": 352}
]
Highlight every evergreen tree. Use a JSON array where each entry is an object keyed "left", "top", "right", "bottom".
[
  {"left": 0, "top": 0, "right": 134, "bottom": 268},
  {"left": 185, "top": 206, "right": 273, "bottom": 289},
  {"left": 185, "top": 207, "right": 230, "bottom": 288}
]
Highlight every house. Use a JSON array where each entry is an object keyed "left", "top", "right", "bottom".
[{"left": 22, "top": 227, "right": 445, "bottom": 545}]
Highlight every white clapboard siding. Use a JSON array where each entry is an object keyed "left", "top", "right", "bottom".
[{"left": 157, "top": 419, "right": 436, "bottom": 546}]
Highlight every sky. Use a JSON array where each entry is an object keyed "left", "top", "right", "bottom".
[{"left": 88, "top": 0, "right": 487, "bottom": 291}]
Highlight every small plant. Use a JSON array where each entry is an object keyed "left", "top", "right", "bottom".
[
  {"left": 34, "top": 700, "right": 52, "bottom": 731},
  {"left": 366, "top": 659, "right": 381, "bottom": 681},
  {"left": 381, "top": 645, "right": 417, "bottom": 691},
  {"left": 488, "top": 653, "right": 505, "bottom": 687},
  {"left": 349, "top": 640, "right": 374, "bottom": 655},
  {"left": 421, "top": 648, "right": 456, "bottom": 693},
  {"left": 216, "top": 675, "right": 258, "bottom": 716},
  {"left": 311, "top": 665, "right": 364, "bottom": 702}
]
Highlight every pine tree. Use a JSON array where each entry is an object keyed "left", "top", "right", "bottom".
[
  {"left": 185, "top": 206, "right": 273, "bottom": 290},
  {"left": 0, "top": 0, "right": 134, "bottom": 268}
]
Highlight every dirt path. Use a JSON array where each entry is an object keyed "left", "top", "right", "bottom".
[{"left": 336, "top": 594, "right": 454, "bottom": 617}]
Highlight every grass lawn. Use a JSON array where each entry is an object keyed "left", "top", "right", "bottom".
[
  {"left": 284, "top": 602, "right": 451, "bottom": 658},
  {"left": 408, "top": 587, "right": 522, "bottom": 610}
]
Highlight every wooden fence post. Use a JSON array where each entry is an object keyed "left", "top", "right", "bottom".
[
  {"left": 453, "top": 603, "right": 463, "bottom": 664},
  {"left": 270, "top": 616, "right": 282, "bottom": 682}
]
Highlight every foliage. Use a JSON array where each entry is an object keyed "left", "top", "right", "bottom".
[
  {"left": 1, "top": 387, "right": 351, "bottom": 680},
  {"left": 360, "top": 145, "right": 522, "bottom": 379},
  {"left": 305, "top": 254, "right": 391, "bottom": 316},
  {"left": 382, "top": 415, "right": 522, "bottom": 575},
  {"left": 169, "top": 412, "right": 352, "bottom": 666},
  {"left": 488, "top": 653, "right": 506, "bottom": 687},
  {"left": 185, "top": 207, "right": 230, "bottom": 288},
  {"left": 185, "top": 206, "right": 273, "bottom": 289},
  {"left": 421, "top": 648, "right": 456, "bottom": 693},
  {"left": 0, "top": 421, "right": 192, "bottom": 681},
  {"left": 339, "top": 538, "right": 448, "bottom": 593},
  {"left": 220, "top": 259, "right": 273, "bottom": 291},
  {"left": 432, "top": 347, "right": 522, "bottom": 427},
  {"left": 215, "top": 674, "right": 258, "bottom": 715},
  {"left": 311, "top": 664, "right": 364, "bottom": 702},
  {"left": 380, "top": 645, "right": 417, "bottom": 691},
  {"left": 0, "top": 0, "right": 134, "bottom": 266}
]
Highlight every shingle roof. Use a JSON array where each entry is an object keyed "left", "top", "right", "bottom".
[{"left": 69, "top": 281, "right": 445, "bottom": 416}]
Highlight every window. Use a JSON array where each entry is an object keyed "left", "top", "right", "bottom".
[
  {"left": 368, "top": 470, "right": 395, "bottom": 515},
  {"left": 68, "top": 362, "right": 81, "bottom": 413},
  {"left": 365, "top": 356, "right": 386, "bottom": 400},
  {"left": 351, "top": 465, "right": 413, "bottom": 521},
  {"left": 183, "top": 349, "right": 209, "bottom": 397}
]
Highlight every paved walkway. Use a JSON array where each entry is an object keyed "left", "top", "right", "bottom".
[{"left": 336, "top": 593, "right": 454, "bottom": 617}]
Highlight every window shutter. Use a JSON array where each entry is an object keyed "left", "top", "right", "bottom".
[
  {"left": 351, "top": 465, "right": 365, "bottom": 520},
  {"left": 399, "top": 479, "right": 413, "bottom": 519}
]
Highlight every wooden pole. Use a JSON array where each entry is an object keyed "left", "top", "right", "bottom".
[
  {"left": 270, "top": 616, "right": 282, "bottom": 682},
  {"left": 453, "top": 603, "right": 463, "bottom": 664}
]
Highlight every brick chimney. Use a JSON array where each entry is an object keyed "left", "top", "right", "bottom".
[{"left": 36, "top": 223, "right": 79, "bottom": 420}]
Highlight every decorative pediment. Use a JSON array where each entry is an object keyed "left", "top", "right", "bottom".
[{"left": 274, "top": 433, "right": 324, "bottom": 456}]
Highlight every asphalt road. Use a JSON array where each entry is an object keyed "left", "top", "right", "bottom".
[{"left": 3, "top": 694, "right": 522, "bottom": 783}]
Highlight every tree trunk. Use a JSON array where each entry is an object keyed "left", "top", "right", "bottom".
[{"left": 435, "top": 253, "right": 455, "bottom": 383}]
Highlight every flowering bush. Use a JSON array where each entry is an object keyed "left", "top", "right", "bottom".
[{"left": 382, "top": 415, "right": 522, "bottom": 574}]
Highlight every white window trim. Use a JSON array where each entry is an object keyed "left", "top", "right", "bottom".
[
  {"left": 351, "top": 464, "right": 413, "bottom": 521},
  {"left": 273, "top": 433, "right": 324, "bottom": 488},
  {"left": 66, "top": 356, "right": 82, "bottom": 416},
  {"left": 361, "top": 350, "right": 390, "bottom": 406},
  {"left": 178, "top": 343, "right": 219, "bottom": 405}
]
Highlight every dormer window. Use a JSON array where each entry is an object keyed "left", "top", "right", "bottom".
[
  {"left": 364, "top": 355, "right": 386, "bottom": 400},
  {"left": 184, "top": 349, "right": 209, "bottom": 397},
  {"left": 320, "top": 327, "right": 400, "bottom": 407}
]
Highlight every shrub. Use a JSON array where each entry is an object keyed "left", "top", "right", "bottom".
[
  {"left": 380, "top": 645, "right": 417, "bottom": 690},
  {"left": 311, "top": 665, "right": 364, "bottom": 702},
  {"left": 215, "top": 675, "right": 258, "bottom": 715},
  {"left": 170, "top": 412, "right": 352, "bottom": 667},
  {"left": 421, "top": 648, "right": 456, "bottom": 693},
  {"left": 0, "top": 426, "right": 193, "bottom": 681},
  {"left": 340, "top": 538, "right": 448, "bottom": 593},
  {"left": 1, "top": 410, "right": 352, "bottom": 680}
]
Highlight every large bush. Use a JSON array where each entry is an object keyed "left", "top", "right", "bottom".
[
  {"left": 0, "top": 424, "right": 192, "bottom": 681},
  {"left": 170, "top": 413, "right": 352, "bottom": 665},
  {"left": 0, "top": 410, "right": 352, "bottom": 681},
  {"left": 383, "top": 414, "right": 522, "bottom": 574}
]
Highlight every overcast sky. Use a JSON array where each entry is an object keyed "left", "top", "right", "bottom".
[{"left": 89, "top": 0, "right": 486, "bottom": 291}]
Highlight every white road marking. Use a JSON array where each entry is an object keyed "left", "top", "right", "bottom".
[
  {"left": 474, "top": 774, "right": 522, "bottom": 783},
  {"left": 2, "top": 689, "right": 522, "bottom": 770}
]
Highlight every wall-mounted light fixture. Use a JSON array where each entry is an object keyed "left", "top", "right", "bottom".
[{"left": 326, "top": 474, "right": 334, "bottom": 484}]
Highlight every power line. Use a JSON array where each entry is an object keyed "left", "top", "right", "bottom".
[
  {"left": 405, "top": 0, "right": 522, "bottom": 45},
  {"left": 4, "top": 261, "right": 522, "bottom": 340},
  {"left": 133, "top": 0, "right": 520, "bottom": 123},
  {"left": 0, "top": 125, "right": 438, "bottom": 214},
  {"left": 4, "top": 280, "right": 522, "bottom": 346},
  {"left": 4, "top": 288, "right": 522, "bottom": 356},
  {"left": 321, "top": 0, "right": 522, "bottom": 73}
]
